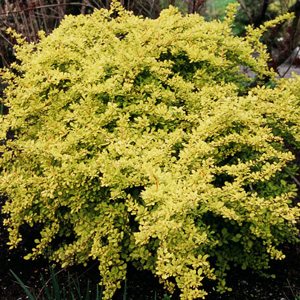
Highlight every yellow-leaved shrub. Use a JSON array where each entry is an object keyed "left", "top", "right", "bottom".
[{"left": 1, "top": 2, "right": 300, "bottom": 299}]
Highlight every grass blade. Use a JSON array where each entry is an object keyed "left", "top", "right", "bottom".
[
  {"left": 99, "top": 281, "right": 104, "bottom": 299},
  {"left": 50, "top": 267, "right": 61, "bottom": 300},
  {"left": 62, "top": 286, "right": 66, "bottom": 300},
  {"left": 123, "top": 279, "right": 127, "bottom": 300},
  {"left": 40, "top": 273, "right": 52, "bottom": 299},
  {"left": 10, "top": 270, "right": 36, "bottom": 300},
  {"left": 85, "top": 280, "right": 90, "bottom": 300},
  {"left": 72, "top": 276, "right": 82, "bottom": 299},
  {"left": 68, "top": 272, "right": 73, "bottom": 298},
  {"left": 96, "top": 284, "right": 99, "bottom": 300}
]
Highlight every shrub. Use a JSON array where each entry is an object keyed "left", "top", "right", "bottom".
[{"left": 1, "top": 2, "right": 300, "bottom": 299}]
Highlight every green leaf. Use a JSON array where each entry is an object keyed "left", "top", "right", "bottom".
[
  {"left": 10, "top": 270, "right": 36, "bottom": 300},
  {"left": 221, "top": 228, "right": 228, "bottom": 236}
]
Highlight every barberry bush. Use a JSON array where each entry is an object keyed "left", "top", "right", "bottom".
[{"left": 1, "top": 2, "right": 300, "bottom": 299}]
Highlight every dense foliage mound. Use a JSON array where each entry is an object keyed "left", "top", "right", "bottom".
[{"left": 1, "top": 2, "right": 300, "bottom": 299}]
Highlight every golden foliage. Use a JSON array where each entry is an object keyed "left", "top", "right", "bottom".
[{"left": 1, "top": 2, "right": 300, "bottom": 299}]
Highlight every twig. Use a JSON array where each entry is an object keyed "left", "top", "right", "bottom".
[
  {"left": 249, "top": 184, "right": 255, "bottom": 194},
  {"left": 236, "top": 0, "right": 253, "bottom": 23},
  {"left": 33, "top": 12, "right": 64, "bottom": 20},
  {"left": 0, "top": 32, "right": 14, "bottom": 46},
  {"left": 0, "top": 2, "right": 97, "bottom": 16},
  {"left": 38, "top": 0, "right": 49, "bottom": 34},
  {"left": 278, "top": 47, "right": 300, "bottom": 78},
  {"left": 291, "top": 175, "right": 300, "bottom": 187},
  {"left": 284, "top": 278, "right": 298, "bottom": 300}
]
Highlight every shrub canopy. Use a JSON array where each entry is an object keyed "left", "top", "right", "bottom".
[{"left": 1, "top": 2, "right": 300, "bottom": 299}]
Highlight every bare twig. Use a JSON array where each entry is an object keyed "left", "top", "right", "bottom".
[
  {"left": 0, "top": 2, "right": 97, "bottom": 16},
  {"left": 236, "top": 0, "right": 253, "bottom": 23},
  {"left": 249, "top": 184, "right": 255, "bottom": 194},
  {"left": 38, "top": 0, "right": 49, "bottom": 34},
  {"left": 0, "top": 32, "right": 14, "bottom": 46},
  {"left": 291, "top": 175, "right": 300, "bottom": 187},
  {"left": 278, "top": 46, "right": 300, "bottom": 78}
]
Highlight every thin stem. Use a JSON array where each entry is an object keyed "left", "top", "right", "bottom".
[
  {"left": 291, "top": 175, "right": 300, "bottom": 187},
  {"left": 279, "top": 47, "right": 300, "bottom": 78},
  {"left": 0, "top": 2, "right": 97, "bottom": 16},
  {"left": 236, "top": 0, "right": 253, "bottom": 23}
]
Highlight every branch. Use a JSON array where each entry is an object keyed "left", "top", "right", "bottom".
[
  {"left": 0, "top": 2, "right": 97, "bottom": 16},
  {"left": 236, "top": 0, "right": 253, "bottom": 23},
  {"left": 291, "top": 175, "right": 300, "bottom": 187},
  {"left": 253, "top": 0, "right": 270, "bottom": 28}
]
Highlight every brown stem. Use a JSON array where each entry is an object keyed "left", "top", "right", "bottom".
[
  {"left": 290, "top": 0, "right": 300, "bottom": 50},
  {"left": 0, "top": 2, "right": 97, "bottom": 16},
  {"left": 253, "top": 0, "right": 269, "bottom": 28},
  {"left": 236, "top": 0, "right": 253, "bottom": 23}
]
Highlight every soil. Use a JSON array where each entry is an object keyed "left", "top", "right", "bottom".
[{"left": 1, "top": 192, "right": 300, "bottom": 300}]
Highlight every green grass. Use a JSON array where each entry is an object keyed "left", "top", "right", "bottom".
[
  {"left": 206, "top": 0, "right": 237, "bottom": 19},
  {"left": 209, "top": 0, "right": 236, "bottom": 12}
]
